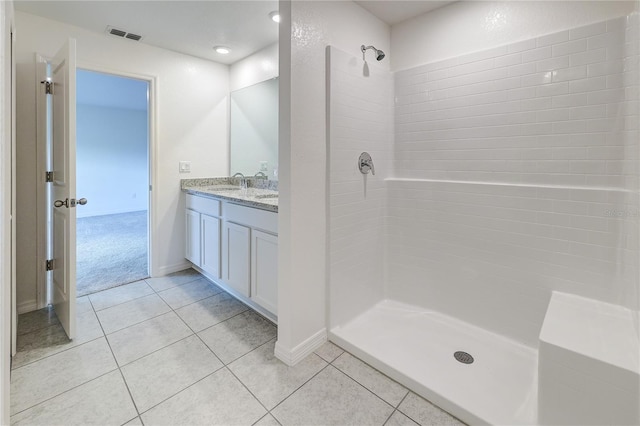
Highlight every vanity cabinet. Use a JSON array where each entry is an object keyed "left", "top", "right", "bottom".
[
  {"left": 221, "top": 221, "right": 251, "bottom": 297},
  {"left": 251, "top": 230, "right": 278, "bottom": 315},
  {"left": 185, "top": 193, "right": 278, "bottom": 319},
  {"left": 185, "top": 195, "right": 221, "bottom": 279}
]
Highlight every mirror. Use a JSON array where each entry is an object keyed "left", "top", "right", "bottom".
[{"left": 230, "top": 77, "right": 279, "bottom": 180}]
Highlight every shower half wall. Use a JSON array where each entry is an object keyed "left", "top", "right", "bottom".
[{"left": 327, "top": 11, "right": 639, "bottom": 426}]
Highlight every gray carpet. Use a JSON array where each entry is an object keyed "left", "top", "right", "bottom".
[{"left": 76, "top": 210, "right": 148, "bottom": 297}]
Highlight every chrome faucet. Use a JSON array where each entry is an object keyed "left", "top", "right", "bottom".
[
  {"left": 254, "top": 171, "right": 268, "bottom": 179},
  {"left": 232, "top": 172, "right": 247, "bottom": 189}
]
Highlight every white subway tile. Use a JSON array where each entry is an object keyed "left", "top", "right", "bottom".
[
  {"left": 552, "top": 93, "right": 588, "bottom": 108},
  {"left": 553, "top": 120, "right": 586, "bottom": 134},
  {"left": 538, "top": 56, "right": 570, "bottom": 72},
  {"left": 570, "top": 21, "right": 607, "bottom": 40},
  {"left": 508, "top": 62, "right": 537, "bottom": 77},
  {"left": 537, "top": 108, "right": 571, "bottom": 122},
  {"left": 552, "top": 39, "right": 588, "bottom": 57},
  {"left": 553, "top": 147, "right": 588, "bottom": 160},
  {"left": 569, "top": 76, "right": 607, "bottom": 93},
  {"left": 508, "top": 87, "right": 536, "bottom": 101},
  {"left": 537, "top": 82, "right": 569, "bottom": 97},
  {"left": 588, "top": 146, "right": 625, "bottom": 160},
  {"left": 508, "top": 38, "right": 537, "bottom": 53},
  {"left": 521, "top": 71, "right": 553, "bottom": 87},
  {"left": 586, "top": 118, "right": 620, "bottom": 133},
  {"left": 495, "top": 52, "right": 522, "bottom": 67},
  {"left": 571, "top": 105, "right": 607, "bottom": 120},
  {"left": 606, "top": 17, "right": 627, "bottom": 33},
  {"left": 570, "top": 48, "right": 607, "bottom": 67},
  {"left": 587, "top": 88, "right": 625, "bottom": 104},
  {"left": 552, "top": 66, "right": 588, "bottom": 83},
  {"left": 588, "top": 30, "right": 625, "bottom": 51},
  {"left": 523, "top": 46, "right": 552, "bottom": 63},
  {"left": 570, "top": 160, "right": 608, "bottom": 174},
  {"left": 537, "top": 30, "right": 570, "bottom": 47},
  {"left": 587, "top": 59, "right": 624, "bottom": 77},
  {"left": 522, "top": 96, "right": 554, "bottom": 111}
]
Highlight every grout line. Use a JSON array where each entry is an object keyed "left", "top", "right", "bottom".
[
  {"left": 11, "top": 335, "right": 104, "bottom": 371},
  {"left": 382, "top": 408, "right": 398, "bottom": 426},
  {"left": 93, "top": 299, "right": 143, "bottom": 419},
  {"left": 9, "top": 367, "right": 120, "bottom": 418},
  {"left": 330, "top": 352, "right": 410, "bottom": 410},
  {"left": 266, "top": 358, "right": 333, "bottom": 414},
  {"left": 225, "top": 365, "right": 271, "bottom": 414}
]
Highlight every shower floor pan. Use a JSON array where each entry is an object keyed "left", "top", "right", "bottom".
[{"left": 330, "top": 300, "right": 538, "bottom": 425}]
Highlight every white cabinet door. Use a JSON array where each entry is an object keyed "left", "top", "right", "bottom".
[
  {"left": 185, "top": 209, "right": 201, "bottom": 266},
  {"left": 201, "top": 214, "right": 221, "bottom": 279},
  {"left": 251, "top": 230, "right": 278, "bottom": 315},
  {"left": 222, "top": 221, "right": 250, "bottom": 297}
]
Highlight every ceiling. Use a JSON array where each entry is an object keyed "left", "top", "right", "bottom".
[
  {"left": 14, "top": 1, "right": 455, "bottom": 65},
  {"left": 14, "top": 1, "right": 279, "bottom": 65},
  {"left": 355, "top": 1, "right": 455, "bottom": 25}
]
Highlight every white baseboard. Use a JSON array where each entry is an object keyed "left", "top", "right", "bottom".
[
  {"left": 275, "top": 328, "right": 327, "bottom": 366},
  {"left": 17, "top": 299, "right": 37, "bottom": 315},
  {"left": 154, "top": 261, "right": 192, "bottom": 277}
]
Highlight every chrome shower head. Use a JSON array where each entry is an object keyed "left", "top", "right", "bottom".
[{"left": 361, "top": 45, "right": 385, "bottom": 61}]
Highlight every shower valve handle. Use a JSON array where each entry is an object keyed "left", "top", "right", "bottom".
[{"left": 359, "top": 152, "right": 375, "bottom": 175}]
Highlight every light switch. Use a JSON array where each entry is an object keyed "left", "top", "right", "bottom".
[
  {"left": 179, "top": 161, "right": 191, "bottom": 173},
  {"left": 260, "top": 161, "right": 268, "bottom": 172}
]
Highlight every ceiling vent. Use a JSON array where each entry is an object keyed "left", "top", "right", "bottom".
[{"left": 106, "top": 26, "right": 143, "bottom": 42}]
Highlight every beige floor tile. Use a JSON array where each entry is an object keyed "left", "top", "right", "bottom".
[
  {"left": 122, "top": 335, "right": 223, "bottom": 412},
  {"left": 141, "top": 368, "right": 266, "bottom": 425},
  {"left": 10, "top": 370, "right": 137, "bottom": 426}
]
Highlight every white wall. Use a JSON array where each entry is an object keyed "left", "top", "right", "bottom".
[
  {"left": 392, "top": 1, "right": 636, "bottom": 71},
  {"left": 0, "top": 1, "right": 14, "bottom": 423},
  {"left": 327, "top": 47, "right": 394, "bottom": 328},
  {"left": 15, "top": 11, "right": 230, "bottom": 309},
  {"left": 230, "top": 42, "right": 278, "bottom": 92},
  {"left": 76, "top": 104, "right": 149, "bottom": 218},
  {"left": 276, "top": 0, "right": 390, "bottom": 363}
]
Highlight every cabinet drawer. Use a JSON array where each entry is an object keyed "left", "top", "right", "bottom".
[
  {"left": 223, "top": 202, "right": 277, "bottom": 234},
  {"left": 187, "top": 194, "right": 221, "bottom": 216}
]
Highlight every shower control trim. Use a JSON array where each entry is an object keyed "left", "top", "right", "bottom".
[{"left": 359, "top": 152, "right": 375, "bottom": 175}]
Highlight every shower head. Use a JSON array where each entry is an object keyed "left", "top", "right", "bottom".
[{"left": 361, "top": 45, "right": 385, "bottom": 61}]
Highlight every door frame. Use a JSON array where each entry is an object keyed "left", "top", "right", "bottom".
[{"left": 36, "top": 61, "right": 158, "bottom": 304}]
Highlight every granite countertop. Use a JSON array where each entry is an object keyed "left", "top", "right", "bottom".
[{"left": 181, "top": 178, "right": 278, "bottom": 213}]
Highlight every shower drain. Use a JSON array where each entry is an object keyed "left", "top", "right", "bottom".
[{"left": 453, "top": 351, "right": 474, "bottom": 364}]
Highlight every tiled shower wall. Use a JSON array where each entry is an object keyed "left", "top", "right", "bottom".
[
  {"left": 328, "top": 47, "right": 394, "bottom": 327},
  {"left": 390, "top": 16, "right": 639, "bottom": 346}
]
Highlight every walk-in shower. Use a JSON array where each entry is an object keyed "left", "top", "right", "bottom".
[{"left": 327, "top": 5, "right": 639, "bottom": 425}]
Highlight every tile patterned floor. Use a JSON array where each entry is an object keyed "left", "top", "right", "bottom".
[{"left": 11, "top": 269, "right": 466, "bottom": 426}]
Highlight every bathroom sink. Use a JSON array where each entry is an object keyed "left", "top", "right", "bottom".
[{"left": 254, "top": 193, "right": 278, "bottom": 199}]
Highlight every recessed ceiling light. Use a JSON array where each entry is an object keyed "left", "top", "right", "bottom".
[
  {"left": 214, "top": 46, "right": 231, "bottom": 55},
  {"left": 269, "top": 11, "right": 280, "bottom": 23}
]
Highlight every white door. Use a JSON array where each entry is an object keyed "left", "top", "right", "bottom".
[{"left": 50, "top": 39, "right": 77, "bottom": 339}]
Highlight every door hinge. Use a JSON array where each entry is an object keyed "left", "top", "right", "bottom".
[
  {"left": 45, "top": 171, "right": 53, "bottom": 182},
  {"left": 41, "top": 80, "right": 54, "bottom": 95},
  {"left": 45, "top": 259, "right": 55, "bottom": 271}
]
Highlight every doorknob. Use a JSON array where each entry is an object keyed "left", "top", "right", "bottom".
[
  {"left": 54, "top": 198, "right": 69, "bottom": 208},
  {"left": 53, "top": 198, "right": 87, "bottom": 208}
]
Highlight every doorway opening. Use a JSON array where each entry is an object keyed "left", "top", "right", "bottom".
[{"left": 75, "top": 69, "right": 150, "bottom": 296}]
